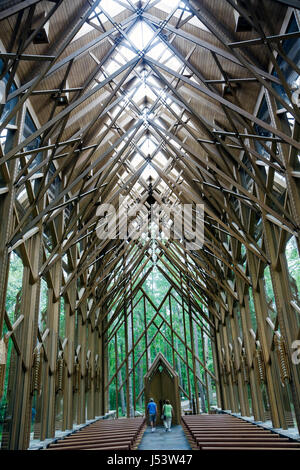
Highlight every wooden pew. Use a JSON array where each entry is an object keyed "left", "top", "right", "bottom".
[
  {"left": 46, "top": 417, "right": 146, "bottom": 451},
  {"left": 181, "top": 415, "right": 300, "bottom": 451}
]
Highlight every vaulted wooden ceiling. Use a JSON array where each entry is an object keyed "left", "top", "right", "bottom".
[{"left": 0, "top": 0, "right": 299, "bottom": 327}]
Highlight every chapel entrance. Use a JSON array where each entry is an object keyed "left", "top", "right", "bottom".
[{"left": 144, "top": 353, "right": 181, "bottom": 425}]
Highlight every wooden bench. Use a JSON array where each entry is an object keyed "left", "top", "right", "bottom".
[
  {"left": 192, "top": 434, "right": 279, "bottom": 440},
  {"left": 47, "top": 438, "right": 134, "bottom": 450},
  {"left": 197, "top": 442, "right": 300, "bottom": 448},
  {"left": 48, "top": 443, "right": 131, "bottom": 450},
  {"left": 46, "top": 417, "right": 146, "bottom": 451},
  {"left": 181, "top": 415, "right": 300, "bottom": 451},
  {"left": 58, "top": 431, "right": 137, "bottom": 440},
  {"left": 49, "top": 435, "right": 135, "bottom": 446},
  {"left": 195, "top": 438, "right": 294, "bottom": 444}
]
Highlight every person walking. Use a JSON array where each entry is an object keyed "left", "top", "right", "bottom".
[
  {"left": 162, "top": 399, "right": 174, "bottom": 432},
  {"left": 147, "top": 398, "right": 157, "bottom": 432}
]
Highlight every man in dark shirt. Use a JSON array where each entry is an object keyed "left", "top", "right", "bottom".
[{"left": 147, "top": 398, "right": 157, "bottom": 432}]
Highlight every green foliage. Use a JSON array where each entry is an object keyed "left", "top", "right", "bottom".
[
  {"left": 286, "top": 236, "right": 300, "bottom": 298},
  {"left": 248, "top": 287, "right": 257, "bottom": 331},
  {"left": 263, "top": 265, "right": 277, "bottom": 323},
  {"left": 5, "top": 252, "right": 23, "bottom": 322},
  {"left": 108, "top": 260, "right": 217, "bottom": 413},
  {"left": 59, "top": 297, "right": 65, "bottom": 339},
  {"left": 38, "top": 278, "right": 48, "bottom": 332},
  {"left": 1, "top": 253, "right": 23, "bottom": 437}
]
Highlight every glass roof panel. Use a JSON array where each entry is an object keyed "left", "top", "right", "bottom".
[
  {"left": 131, "top": 153, "right": 144, "bottom": 167},
  {"left": 72, "top": 0, "right": 139, "bottom": 42},
  {"left": 141, "top": 165, "right": 159, "bottom": 181},
  {"left": 128, "top": 20, "right": 156, "bottom": 51},
  {"left": 154, "top": 1, "right": 209, "bottom": 31},
  {"left": 73, "top": 7, "right": 193, "bottom": 203}
]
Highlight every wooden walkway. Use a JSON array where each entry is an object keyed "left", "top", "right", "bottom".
[{"left": 138, "top": 425, "right": 192, "bottom": 450}]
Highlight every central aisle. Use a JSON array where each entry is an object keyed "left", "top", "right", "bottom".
[{"left": 138, "top": 425, "right": 192, "bottom": 450}]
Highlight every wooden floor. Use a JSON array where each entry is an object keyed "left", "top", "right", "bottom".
[
  {"left": 182, "top": 415, "right": 300, "bottom": 451},
  {"left": 138, "top": 425, "right": 192, "bottom": 450}
]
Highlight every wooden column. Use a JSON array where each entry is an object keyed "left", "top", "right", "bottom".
[
  {"left": 201, "top": 328, "right": 210, "bottom": 413},
  {"left": 263, "top": 219, "right": 300, "bottom": 431},
  {"left": 62, "top": 271, "right": 76, "bottom": 430},
  {"left": 130, "top": 274, "right": 136, "bottom": 415},
  {"left": 186, "top": 276, "right": 200, "bottom": 413},
  {"left": 94, "top": 307, "right": 102, "bottom": 418},
  {"left": 264, "top": 90, "right": 300, "bottom": 430},
  {"left": 180, "top": 273, "right": 191, "bottom": 402},
  {"left": 220, "top": 310, "right": 239, "bottom": 412},
  {"left": 8, "top": 232, "right": 42, "bottom": 449},
  {"left": 247, "top": 252, "right": 284, "bottom": 428},
  {"left": 230, "top": 305, "right": 250, "bottom": 417},
  {"left": 0, "top": 146, "right": 19, "bottom": 336},
  {"left": 41, "top": 214, "right": 63, "bottom": 440},
  {"left": 77, "top": 303, "right": 87, "bottom": 424},
  {"left": 86, "top": 309, "right": 96, "bottom": 420},
  {"left": 209, "top": 308, "right": 223, "bottom": 409},
  {"left": 214, "top": 319, "right": 230, "bottom": 410},
  {"left": 169, "top": 293, "right": 176, "bottom": 368},
  {"left": 100, "top": 311, "right": 109, "bottom": 415},
  {"left": 114, "top": 333, "right": 119, "bottom": 418},
  {"left": 0, "top": 99, "right": 27, "bottom": 334},
  {"left": 143, "top": 295, "right": 149, "bottom": 370},
  {"left": 0, "top": 104, "right": 43, "bottom": 450},
  {"left": 241, "top": 293, "right": 265, "bottom": 422}
]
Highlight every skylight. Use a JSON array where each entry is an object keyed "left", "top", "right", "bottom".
[
  {"left": 128, "top": 20, "right": 156, "bottom": 52},
  {"left": 73, "top": 0, "right": 209, "bottom": 45},
  {"left": 154, "top": 1, "right": 209, "bottom": 31},
  {"left": 140, "top": 138, "right": 156, "bottom": 155},
  {"left": 72, "top": 0, "right": 139, "bottom": 42},
  {"left": 127, "top": 137, "right": 161, "bottom": 182},
  {"left": 146, "top": 40, "right": 182, "bottom": 72},
  {"left": 96, "top": 0, "right": 128, "bottom": 18},
  {"left": 131, "top": 154, "right": 144, "bottom": 168},
  {"left": 73, "top": 3, "right": 197, "bottom": 200},
  {"left": 142, "top": 165, "right": 159, "bottom": 182}
]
